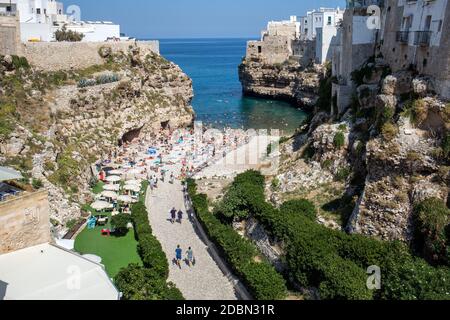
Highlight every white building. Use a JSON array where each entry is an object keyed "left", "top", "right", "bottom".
[
  {"left": 265, "top": 15, "right": 300, "bottom": 40},
  {"left": 315, "top": 9, "right": 345, "bottom": 64},
  {"left": 0, "top": 0, "right": 121, "bottom": 42},
  {"left": 0, "top": 243, "right": 120, "bottom": 300}
]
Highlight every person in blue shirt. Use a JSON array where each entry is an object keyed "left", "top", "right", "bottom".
[{"left": 175, "top": 245, "right": 183, "bottom": 269}]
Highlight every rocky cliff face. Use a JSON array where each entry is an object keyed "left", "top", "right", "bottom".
[
  {"left": 0, "top": 45, "right": 194, "bottom": 235},
  {"left": 265, "top": 58, "right": 449, "bottom": 243},
  {"left": 238, "top": 58, "right": 323, "bottom": 110}
]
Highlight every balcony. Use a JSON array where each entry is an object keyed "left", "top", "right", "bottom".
[
  {"left": 396, "top": 31, "right": 410, "bottom": 44},
  {"left": 346, "top": 0, "right": 384, "bottom": 8},
  {"left": 414, "top": 31, "right": 432, "bottom": 46}
]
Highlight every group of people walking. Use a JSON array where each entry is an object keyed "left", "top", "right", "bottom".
[
  {"left": 169, "top": 207, "right": 184, "bottom": 224},
  {"left": 175, "top": 245, "right": 195, "bottom": 269}
]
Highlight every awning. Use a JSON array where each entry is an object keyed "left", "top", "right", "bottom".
[{"left": 0, "top": 167, "right": 23, "bottom": 182}]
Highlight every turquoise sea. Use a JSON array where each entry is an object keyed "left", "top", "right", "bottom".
[{"left": 159, "top": 38, "right": 307, "bottom": 134}]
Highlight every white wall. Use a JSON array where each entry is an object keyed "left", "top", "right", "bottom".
[
  {"left": 20, "top": 21, "right": 52, "bottom": 41},
  {"left": 80, "top": 23, "right": 121, "bottom": 42},
  {"left": 352, "top": 16, "right": 376, "bottom": 44},
  {"left": 401, "top": 0, "right": 448, "bottom": 47}
]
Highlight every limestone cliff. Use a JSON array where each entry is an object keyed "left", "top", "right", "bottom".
[
  {"left": 0, "top": 45, "right": 194, "bottom": 235},
  {"left": 266, "top": 59, "right": 449, "bottom": 244},
  {"left": 238, "top": 58, "right": 323, "bottom": 110}
]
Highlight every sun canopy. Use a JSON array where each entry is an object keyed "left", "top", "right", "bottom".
[
  {"left": 123, "top": 185, "right": 140, "bottom": 192},
  {"left": 105, "top": 175, "right": 121, "bottom": 183},
  {"left": 101, "top": 191, "right": 118, "bottom": 199},
  {"left": 0, "top": 167, "right": 23, "bottom": 182},
  {"left": 0, "top": 243, "right": 119, "bottom": 300},
  {"left": 102, "top": 184, "right": 120, "bottom": 191},
  {"left": 91, "top": 200, "right": 114, "bottom": 211},
  {"left": 117, "top": 195, "right": 133, "bottom": 203}
]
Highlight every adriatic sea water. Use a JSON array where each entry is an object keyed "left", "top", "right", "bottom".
[{"left": 159, "top": 38, "right": 307, "bottom": 134}]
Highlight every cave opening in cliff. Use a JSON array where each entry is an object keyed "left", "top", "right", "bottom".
[
  {"left": 161, "top": 121, "right": 170, "bottom": 130},
  {"left": 119, "top": 126, "right": 143, "bottom": 146}
]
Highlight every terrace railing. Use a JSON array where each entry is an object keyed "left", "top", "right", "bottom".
[
  {"left": 396, "top": 31, "right": 410, "bottom": 44},
  {"left": 414, "top": 31, "right": 432, "bottom": 46}
]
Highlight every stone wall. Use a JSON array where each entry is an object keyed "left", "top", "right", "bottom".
[
  {"left": 21, "top": 40, "right": 160, "bottom": 71},
  {"left": 381, "top": 0, "right": 450, "bottom": 100},
  {"left": 246, "top": 36, "right": 292, "bottom": 65},
  {"left": 0, "top": 14, "right": 21, "bottom": 56},
  {"left": 0, "top": 191, "right": 51, "bottom": 255}
]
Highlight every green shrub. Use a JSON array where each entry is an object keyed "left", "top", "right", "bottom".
[
  {"left": 111, "top": 214, "right": 131, "bottom": 236},
  {"left": 442, "top": 132, "right": 450, "bottom": 159},
  {"left": 333, "top": 132, "right": 345, "bottom": 149},
  {"left": 414, "top": 198, "right": 450, "bottom": 266},
  {"left": 381, "top": 122, "right": 398, "bottom": 140},
  {"left": 115, "top": 264, "right": 184, "bottom": 300},
  {"left": 280, "top": 199, "right": 316, "bottom": 221},
  {"left": 335, "top": 167, "right": 351, "bottom": 182},
  {"left": 55, "top": 25, "right": 84, "bottom": 42},
  {"left": 187, "top": 179, "right": 287, "bottom": 300},
  {"left": 32, "top": 178, "right": 43, "bottom": 190},
  {"left": 11, "top": 56, "right": 30, "bottom": 70}
]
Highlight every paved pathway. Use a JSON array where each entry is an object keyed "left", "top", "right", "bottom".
[{"left": 145, "top": 180, "right": 238, "bottom": 300}]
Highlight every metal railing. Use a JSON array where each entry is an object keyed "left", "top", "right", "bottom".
[
  {"left": 414, "top": 31, "right": 432, "bottom": 46},
  {"left": 396, "top": 31, "right": 410, "bottom": 44}
]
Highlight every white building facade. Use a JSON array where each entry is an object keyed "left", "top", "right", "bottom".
[{"left": 0, "top": 0, "right": 121, "bottom": 42}]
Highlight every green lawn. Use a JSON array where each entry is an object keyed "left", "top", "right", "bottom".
[
  {"left": 92, "top": 181, "right": 105, "bottom": 194},
  {"left": 74, "top": 211, "right": 142, "bottom": 278}
]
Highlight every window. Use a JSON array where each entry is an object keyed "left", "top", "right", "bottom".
[
  {"left": 36, "top": 8, "right": 41, "bottom": 14},
  {"left": 328, "top": 16, "right": 332, "bottom": 25},
  {"left": 438, "top": 20, "right": 442, "bottom": 32},
  {"left": 424, "top": 15, "right": 432, "bottom": 31},
  {"left": 258, "top": 46, "right": 262, "bottom": 54}
]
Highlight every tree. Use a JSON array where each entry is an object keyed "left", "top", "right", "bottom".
[
  {"left": 115, "top": 264, "right": 184, "bottom": 300},
  {"left": 111, "top": 214, "right": 131, "bottom": 236},
  {"left": 55, "top": 25, "right": 84, "bottom": 42}
]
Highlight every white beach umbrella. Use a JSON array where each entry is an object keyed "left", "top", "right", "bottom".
[
  {"left": 103, "top": 184, "right": 120, "bottom": 191},
  {"left": 109, "top": 169, "right": 124, "bottom": 176},
  {"left": 91, "top": 200, "right": 113, "bottom": 211},
  {"left": 123, "top": 185, "right": 141, "bottom": 192},
  {"left": 106, "top": 175, "right": 121, "bottom": 183},
  {"left": 101, "top": 191, "right": 118, "bottom": 199},
  {"left": 125, "top": 179, "right": 141, "bottom": 186},
  {"left": 117, "top": 195, "right": 133, "bottom": 203}
]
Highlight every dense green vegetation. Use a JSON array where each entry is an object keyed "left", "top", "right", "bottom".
[
  {"left": 413, "top": 198, "right": 450, "bottom": 266},
  {"left": 187, "top": 178, "right": 287, "bottom": 300},
  {"left": 115, "top": 200, "right": 183, "bottom": 300},
  {"left": 208, "top": 170, "right": 450, "bottom": 300}
]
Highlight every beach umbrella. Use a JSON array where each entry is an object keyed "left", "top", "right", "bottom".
[
  {"left": 125, "top": 179, "right": 141, "bottom": 186},
  {"left": 91, "top": 200, "right": 113, "bottom": 211},
  {"left": 109, "top": 169, "right": 124, "bottom": 176},
  {"left": 103, "top": 184, "right": 120, "bottom": 191},
  {"left": 123, "top": 185, "right": 141, "bottom": 192},
  {"left": 101, "top": 191, "right": 118, "bottom": 199},
  {"left": 106, "top": 175, "right": 121, "bottom": 183},
  {"left": 117, "top": 195, "right": 133, "bottom": 203}
]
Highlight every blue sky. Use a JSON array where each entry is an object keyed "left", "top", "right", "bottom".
[{"left": 61, "top": 0, "right": 346, "bottom": 39}]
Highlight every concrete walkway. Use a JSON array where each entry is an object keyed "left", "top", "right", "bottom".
[{"left": 145, "top": 180, "right": 238, "bottom": 300}]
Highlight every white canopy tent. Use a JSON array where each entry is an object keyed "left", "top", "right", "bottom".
[
  {"left": 102, "top": 184, "right": 120, "bottom": 192},
  {"left": 0, "top": 243, "right": 119, "bottom": 300},
  {"left": 101, "top": 191, "right": 118, "bottom": 200},
  {"left": 105, "top": 175, "right": 121, "bottom": 184},
  {"left": 91, "top": 200, "right": 114, "bottom": 211},
  {"left": 117, "top": 195, "right": 133, "bottom": 203}
]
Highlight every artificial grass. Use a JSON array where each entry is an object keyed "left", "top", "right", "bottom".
[
  {"left": 92, "top": 181, "right": 105, "bottom": 194},
  {"left": 74, "top": 211, "right": 143, "bottom": 278}
]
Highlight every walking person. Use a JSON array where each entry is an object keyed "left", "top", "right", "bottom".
[
  {"left": 177, "top": 209, "right": 183, "bottom": 224},
  {"left": 170, "top": 207, "right": 177, "bottom": 224},
  {"left": 175, "top": 245, "right": 183, "bottom": 269},
  {"left": 186, "top": 247, "right": 195, "bottom": 267},
  {"left": 169, "top": 172, "right": 174, "bottom": 184}
]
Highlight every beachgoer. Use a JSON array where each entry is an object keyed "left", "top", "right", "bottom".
[
  {"left": 170, "top": 207, "right": 177, "bottom": 224},
  {"left": 177, "top": 210, "right": 183, "bottom": 224},
  {"left": 186, "top": 247, "right": 194, "bottom": 267},
  {"left": 175, "top": 245, "right": 183, "bottom": 269}
]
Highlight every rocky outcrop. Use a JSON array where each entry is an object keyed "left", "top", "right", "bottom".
[
  {"left": 0, "top": 46, "right": 194, "bottom": 235},
  {"left": 239, "top": 58, "right": 323, "bottom": 110}
]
